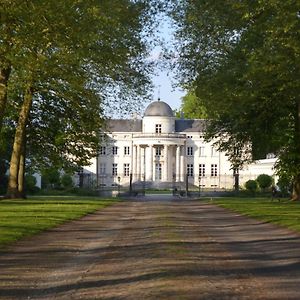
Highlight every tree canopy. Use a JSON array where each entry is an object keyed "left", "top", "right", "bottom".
[
  {"left": 0, "top": 0, "right": 160, "bottom": 197},
  {"left": 172, "top": 0, "right": 300, "bottom": 199}
]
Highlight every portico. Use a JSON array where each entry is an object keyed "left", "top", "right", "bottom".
[{"left": 132, "top": 140, "right": 186, "bottom": 183}]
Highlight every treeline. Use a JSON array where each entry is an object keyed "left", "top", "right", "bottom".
[
  {"left": 0, "top": 0, "right": 162, "bottom": 198},
  {"left": 172, "top": 1, "right": 300, "bottom": 200}
]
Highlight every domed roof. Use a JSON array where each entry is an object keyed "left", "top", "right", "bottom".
[{"left": 144, "top": 100, "right": 174, "bottom": 117}]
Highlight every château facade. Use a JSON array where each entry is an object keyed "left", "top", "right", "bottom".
[{"left": 96, "top": 100, "right": 275, "bottom": 190}]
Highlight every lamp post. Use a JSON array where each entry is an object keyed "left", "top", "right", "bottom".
[{"left": 117, "top": 176, "right": 121, "bottom": 196}]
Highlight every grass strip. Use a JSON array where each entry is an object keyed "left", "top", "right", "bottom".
[
  {"left": 212, "top": 198, "right": 300, "bottom": 233},
  {"left": 0, "top": 196, "right": 118, "bottom": 248}
]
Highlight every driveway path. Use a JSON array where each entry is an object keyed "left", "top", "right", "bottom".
[{"left": 1, "top": 199, "right": 300, "bottom": 299}]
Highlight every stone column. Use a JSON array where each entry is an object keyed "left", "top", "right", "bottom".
[
  {"left": 132, "top": 145, "right": 137, "bottom": 180},
  {"left": 141, "top": 146, "right": 145, "bottom": 180},
  {"left": 146, "top": 145, "right": 153, "bottom": 181},
  {"left": 180, "top": 145, "right": 185, "bottom": 181},
  {"left": 137, "top": 145, "right": 141, "bottom": 181},
  {"left": 164, "top": 144, "right": 169, "bottom": 181},
  {"left": 176, "top": 145, "right": 180, "bottom": 182}
]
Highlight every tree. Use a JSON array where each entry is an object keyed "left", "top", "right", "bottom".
[
  {"left": 172, "top": 0, "right": 300, "bottom": 200},
  {"left": 179, "top": 91, "right": 207, "bottom": 119},
  {"left": 2, "top": 0, "right": 157, "bottom": 198},
  {"left": 256, "top": 174, "right": 273, "bottom": 191},
  {"left": 61, "top": 174, "right": 73, "bottom": 189},
  {"left": 41, "top": 168, "right": 61, "bottom": 190}
]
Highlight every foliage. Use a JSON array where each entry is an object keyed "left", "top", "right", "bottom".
[
  {"left": 179, "top": 90, "right": 207, "bottom": 119},
  {"left": 41, "top": 168, "right": 61, "bottom": 190},
  {"left": 24, "top": 174, "right": 38, "bottom": 194},
  {"left": 245, "top": 180, "right": 258, "bottom": 193},
  {"left": 256, "top": 174, "right": 273, "bottom": 191},
  {"left": 277, "top": 174, "right": 292, "bottom": 197},
  {"left": 0, "top": 197, "right": 117, "bottom": 248},
  {"left": 172, "top": 0, "right": 300, "bottom": 200},
  {"left": 61, "top": 174, "right": 74, "bottom": 189},
  {"left": 1, "top": 0, "right": 161, "bottom": 197}
]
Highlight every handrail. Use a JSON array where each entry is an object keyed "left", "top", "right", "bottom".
[{"left": 132, "top": 133, "right": 186, "bottom": 139}]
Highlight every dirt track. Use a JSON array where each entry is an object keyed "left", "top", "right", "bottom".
[{"left": 1, "top": 198, "right": 300, "bottom": 299}]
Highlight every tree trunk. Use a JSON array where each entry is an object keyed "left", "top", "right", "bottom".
[
  {"left": 0, "top": 66, "right": 11, "bottom": 132},
  {"left": 17, "top": 132, "right": 26, "bottom": 198},
  {"left": 292, "top": 175, "right": 300, "bottom": 201},
  {"left": 292, "top": 100, "right": 300, "bottom": 201},
  {"left": 6, "top": 86, "right": 33, "bottom": 199}
]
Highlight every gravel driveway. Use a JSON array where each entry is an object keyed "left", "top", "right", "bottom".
[{"left": 1, "top": 198, "right": 300, "bottom": 299}]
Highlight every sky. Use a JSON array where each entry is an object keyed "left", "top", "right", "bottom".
[
  {"left": 148, "top": 15, "right": 185, "bottom": 112},
  {"left": 151, "top": 70, "right": 185, "bottom": 111}
]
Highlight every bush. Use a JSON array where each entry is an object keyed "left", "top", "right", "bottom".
[
  {"left": 245, "top": 180, "right": 258, "bottom": 193},
  {"left": 256, "top": 174, "right": 273, "bottom": 191}
]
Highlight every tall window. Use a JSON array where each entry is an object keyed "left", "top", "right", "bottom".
[
  {"left": 123, "top": 163, "right": 130, "bottom": 176},
  {"left": 99, "top": 163, "right": 106, "bottom": 175},
  {"left": 112, "top": 163, "right": 118, "bottom": 176},
  {"left": 187, "top": 146, "right": 194, "bottom": 156},
  {"left": 155, "top": 163, "right": 162, "bottom": 180},
  {"left": 211, "top": 164, "right": 218, "bottom": 177},
  {"left": 155, "top": 124, "right": 162, "bottom": 133},
  {"left": 124, "top": 146, "right": 130, "bottom": 155},
  {"left": 199, "top": 146, "right": 205, "bottom": 156},
  {"left": 155, "top": 147, "right": 162, "bottom": 156},
  {"left": 112, "top": 146, "right": 118, "bottom": 155},
  {"left": 199, "top": 164, "right": 205, "bottom": 177},
  {"left": 99, "top": 146, "right": 106, "bottom": 155},
  {"left": 211, "top": 147, "right": 217, "bottom": 157},
  {"left": 187, "top": 164, "right": 194, "bottom": 177}
]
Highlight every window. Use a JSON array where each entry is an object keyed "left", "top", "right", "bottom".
[
  {"left": 187, "top": 135, "right": 192, "bottom": 139},
  {"left": 211, "top": 164, "right": 218, "bottom": 177},
  {"left": 124, "top": 146, "right": 130, "bottom": 155},
  {"left": 187, "top": 146, "right": 194, "bottom": 156},
  {"left": 112, "top": 163, "right": 118, "bottom": 176},
  {"left": 211, "top": 146, "right": 218, "bottom": 157},
  {"left": 199, "top": 164, "right": 205, "bottom": 177},
  {"left": 155, "top": 147, "right": 162, "bottom": 156},
  {"left": 155, "top": 163, "right": 162, "bottom": 180},
  {"left": 187, "top": 164, "right": 194, "bottom": 177},
  {"left": 199, "top": 146, "right": 205, "bottom": 156},
  {"left": 99, "top": 146, "right": 106, "bottom": 155},
  {"left": 112, "top": 146, "right": 118, "bottom": 155},
  {"left": 123, "top": 163, "right": 130, "bottom": 176},
  {"left": 155, "top": 124, "right": 162, "bottom": 133},
  {"left": 99, "top": 163, "right": 106, "bottom": 175}
]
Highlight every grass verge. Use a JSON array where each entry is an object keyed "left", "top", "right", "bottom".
[
  {"left": 0, "top": 196, "right": 118, "bottom": 248},
  {"left": 212, "top": 198, "right": 300, "bottom": 233}
]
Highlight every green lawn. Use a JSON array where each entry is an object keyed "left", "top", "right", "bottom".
[
  {"left": 212, "top": 198, "right": 300, "bottom": 232},
  {"left": 0, "top": 196, "right": 118, "bottom": 248}
]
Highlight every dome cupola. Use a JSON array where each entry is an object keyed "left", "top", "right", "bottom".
[{"left": 144, "top": 100, "right": 174, "bottom": 117}]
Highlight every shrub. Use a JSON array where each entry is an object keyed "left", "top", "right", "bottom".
[
  {"left": 245, "top": 180, "right": 258, "bottom": 193},
  {"left": 256, "top": 174, "right": 273, "bottom": 191}
]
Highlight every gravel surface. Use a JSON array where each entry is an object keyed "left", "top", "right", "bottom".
[{"left": 1, "top": 198, "right": 300, "bottom": 299}]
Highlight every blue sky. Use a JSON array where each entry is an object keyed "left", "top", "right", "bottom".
[
  {"left": 149, "top": 16, "right": 185, "bottom": 111},
  {"left": 151, "top": 70, "right": 185, "bottom": 111}
]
